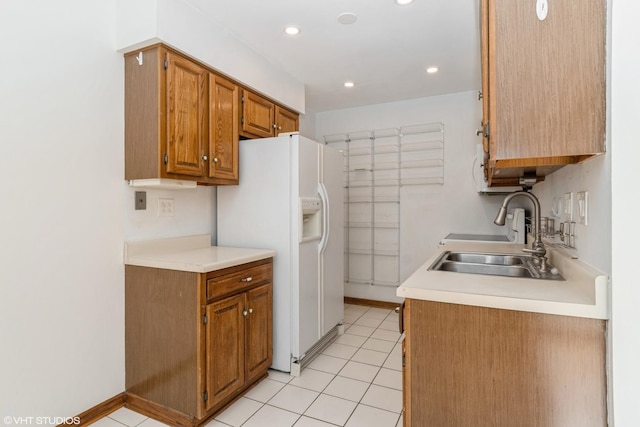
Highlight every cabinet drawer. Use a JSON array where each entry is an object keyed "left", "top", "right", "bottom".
[{"left": 207, "top": 261, "right": 272, "bottom": 302}]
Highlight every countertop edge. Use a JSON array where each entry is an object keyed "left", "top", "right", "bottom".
[
  {"left": 396, "top": 285, "right": 608, "bottom": 320},
  {"left": 124, "top": 235, "right": 276, "bottom": 273},
  {"left": 397, "top": 241, "right": 610, "bottom": 320},
  {"left": 125, "top": 250, "right": 276, "bottom": 273}
]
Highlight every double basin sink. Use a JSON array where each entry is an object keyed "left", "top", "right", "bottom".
[{"left": 429, "top": 251, "right": 564, "bottom": 281}]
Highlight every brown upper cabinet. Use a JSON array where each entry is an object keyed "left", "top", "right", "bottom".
[
  {"left": 240, "top": 89, "right": 299, "bottom": 138},
  {"left": 125, "top": 43, "right": 298, "bottom": 186},
  {"left": 479, "top": 0, "right": 606, "bottom": 186},
  {"left": 209, "top": 74, "right": 239, "bottom": 182},
  {"left": 125, "top": 44, "right": 239, "bottom": 185}
]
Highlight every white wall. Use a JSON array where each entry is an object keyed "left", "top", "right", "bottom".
[
  {"left": 0, "top": 0, "right": 217, "bottom": 418},
  {"left": 125, "top": 187, "right": 216, "bottom": 243},
  {"left": 610, "top": 0, "right": 640, "bottom": 425},
  {"left": 533, "top": 156, "right": 611, "bottom": 274},
  {"left": 116, "top": 0, "right": 306, "bottom": 113},
  {"left": 315, "top": 91, "right": 508, "bottom": 302}
]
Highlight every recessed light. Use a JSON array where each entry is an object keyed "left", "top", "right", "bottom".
[
  {"left": 426, "top": 66, "right": 439, "bottom": 74},
  {"left": 344, "top": 81, "right": 355, "bottom": 88},
  {"left": 284, "top": 26, "right": 300, "bottom": 36},
  {"left": 394, "top": 0, "right": 415, "bottom": 5},
  {"left": 337, "top": 12, "right": 358, "bottom": 25}
]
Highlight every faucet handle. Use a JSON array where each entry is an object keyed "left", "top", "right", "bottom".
[{"left": 523, "top": 246, "right": 546, "bottom": 257}]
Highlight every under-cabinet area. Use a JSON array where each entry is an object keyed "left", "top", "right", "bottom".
[
  {"left": 125, "top": 244, "right": 274, "bottom": 427},
  {"left": 401, "top": 299, "right": 607, "bottom": 427},
  {"left": 124, "top": 43, "right": 299, "bottom": 187}
]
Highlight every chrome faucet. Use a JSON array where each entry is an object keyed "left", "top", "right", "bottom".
[{"left": 494, "top": 191, "right": 548, "bottom": 272}]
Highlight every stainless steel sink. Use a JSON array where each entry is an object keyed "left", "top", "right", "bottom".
[
  {"left": 429, "top": 251, "right": 565, "bottom": 280},
  {"left": 444, "top": 252, "right": 524, "bottom": 266}
]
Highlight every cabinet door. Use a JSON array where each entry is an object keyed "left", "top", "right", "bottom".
[
  {"left": 487, "top": 0, "right": 606, "bottom": 163},
  {"left": 245, "top": 284, "right": 273, "bottom": 382},
  {"left": 205, "top": 293, "right": 245, "bottom": 410},
  {"left": 479, "top": 0, "right": 490, "bottom": 156},
  {"left": 241, "top": 89, "right": 275, "bottom": 138},
  {"left": 275, "top": 106, "right": 299, "bottom": 135},
  {"left": 405, "top": 299, "right": 607, "bottom": 426},
  {"left": 209, "top": 75, "right": 239, "bottom": 181},
  {"left": 166, "top": 51, "right": 207, "bottom": 177}
]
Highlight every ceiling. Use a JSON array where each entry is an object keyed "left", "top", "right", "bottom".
[{"left": 183, "top": 0, "right": 482, "bottom": 113}]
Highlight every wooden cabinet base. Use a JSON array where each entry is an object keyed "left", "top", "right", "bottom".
[
  {"left": 125, "top": 373, "right": 268, "bottom": 427},
  {"left": 403, "top": 299, "right": 607, "bottom": 427},
  {"left": 125, "top": 259, "right": 273, "bottom": 427}
]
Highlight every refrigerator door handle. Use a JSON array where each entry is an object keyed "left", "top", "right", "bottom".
[{"left": 318, "top": 183, "right": 330, "bottom": 255}]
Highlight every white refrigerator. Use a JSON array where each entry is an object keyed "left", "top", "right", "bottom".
[{"left": 217, "top": 133, "right": 344, "bottom": 374}]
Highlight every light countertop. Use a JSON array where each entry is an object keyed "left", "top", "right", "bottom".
[
  {"left": 396, "top": 241, "right": 608, "bottom": 319},
  {"left": 124, "top": 234, "right": 276, "bottom": 273}
]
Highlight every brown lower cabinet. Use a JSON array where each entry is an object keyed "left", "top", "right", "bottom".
[
  {"left": 125, "top": 258, "right": 273, "bottom": 427},
  {"left": 402, "top": 299, "right": 607, "bottom": 427}
]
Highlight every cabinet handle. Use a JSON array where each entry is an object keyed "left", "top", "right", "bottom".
[
  {"left": 202, "top": 154, "right": 208, "bottom": 161},
  {"left": 277, "top": 125, "right": 282, "bottom": 130},
  {"left": 243, "top": 310, "right": 249, "bottom": 317},
  {"left": 477, "top": 91, "right": 483, "bottom": 100},
  {"left": 476, "top": 124, "right": 490, "bottom": 138},
  {"left": 272, "top": 123, "right": 277, "bottom": 129},
  {"left": 248, "top": 308, "right": 253, "bottom": 314},
  {"left": 212, "top": 157, "right": 218, "bottom": 163},
  {"left": 240, "top": 276, "right": 253, "bottom": 282}
]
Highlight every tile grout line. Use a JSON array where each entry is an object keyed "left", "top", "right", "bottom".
[
  {"left": 280, "top": 305, "right": 395, "bottom": 426},
  {"left": 322, "top": 306, "right": 402, "bottom": 425}
]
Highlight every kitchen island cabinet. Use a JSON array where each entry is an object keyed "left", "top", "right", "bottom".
[
  {"left": 479, "top": 0, "right": 606, "bottom": 186},
  {"left": 401, "top": 299, "right": 607, "bottom": 427},
  {"left": 125, "top": 241, "right": 274, "bottom": 427}
]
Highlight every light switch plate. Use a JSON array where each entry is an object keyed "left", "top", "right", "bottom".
[
  {"left": 577, "top": 191, "right": 588, "bottom": 225},
  {"left": 135, "top": 191, "right": 146, "bottom": 210}
]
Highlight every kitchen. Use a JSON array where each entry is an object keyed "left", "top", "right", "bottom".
[{"left": 0, "top": 0, "right": 637, "bottom": 426}]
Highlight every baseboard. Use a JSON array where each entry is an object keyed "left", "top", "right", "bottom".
[
  {"left": 125, "top": 393, "right": 196, "bottom": 427},
  {"left": 58, "top": 392, "right": 125, "bottom": 426},
  {"left": 125, "top": 371, "right": 270, "bottom": 427},
  {"left": 344, "top": 296, "right": 401, "bottom": 311}
]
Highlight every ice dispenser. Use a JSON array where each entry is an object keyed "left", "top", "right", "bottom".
[{"left": 299, "top": 197, "right": 322, "bottom": 242}]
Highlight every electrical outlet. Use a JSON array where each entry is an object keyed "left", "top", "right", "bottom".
[
  {"left": 158, "top": 198, "right": 174, "bottom": 217},
  {"left": 563, "top": 192, "right": 573, "bottom": 222},
  {"left": 577, "top": 191, "right": 588, "bottom": 225}
]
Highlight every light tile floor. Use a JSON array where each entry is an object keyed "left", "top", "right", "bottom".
[{"left": 96, "top": 304, "right": 403, "bottom": 427}]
